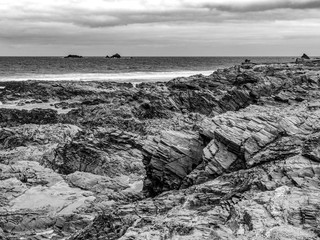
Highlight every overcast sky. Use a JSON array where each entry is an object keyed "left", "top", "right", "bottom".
[{"left": 0, "top": 0, "right": 319, "bottom": 56}]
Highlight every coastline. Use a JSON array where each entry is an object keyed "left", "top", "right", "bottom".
[
  {"left": 0, "top": 70, "right": 215, "bottom": 83},
  {"left": 0, "top": 56, "right": 294, "bottom": 84},
  {"left": 1, "top": 58, "right": 320, "bottom": 239}
]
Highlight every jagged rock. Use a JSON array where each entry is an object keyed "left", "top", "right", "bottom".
[
  {"left": 302, "top": 133, "right": 320, "bottom": 162},
  {"left": 142, "top": 130, "right": 204, "bottom": 196},
  {"left": 43, "top": 129, "right": 144, "bottom": 178},
  {"left": 274, "top": 90, "right": 291, "bottom": 103},
  {"left": 0, "top": 161, "right": 95, "bottom": 238},
  {"left": 66, "top": 171, "right": 143, "bottom": 197},
  {"left": 72, "top": 154, "right": 320, "bottom": 240},
  {"left": 0, "top": 124, "right": 81, "bottom": 166},
  {"left": 181, "top": 103, "right": 320, "bottom": 187},
  {"left": 70, "top": 214, "right": 132, "bottom": 240},
  {"left": 302, "top": 53, "right": 310, "bottom": 59},
  {"left": 0, "top": 161, "right": 63, "bottom": 185},
  {"left": 0, "top": 108, "right": 58, "bottom": 126},
  {"left": 3, "top": 61, "right": 320, "bottom": 239},
  {"left": 63, "top": 104, "right": 146, "bottom": 133}
]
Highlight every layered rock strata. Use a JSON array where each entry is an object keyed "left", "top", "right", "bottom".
[{"left": 1, "top": 60, "right": 320, "bottom": 239}]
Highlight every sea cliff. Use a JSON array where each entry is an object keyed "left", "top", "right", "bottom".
[{"left": 1, "top": 58, "right": 320, "bottom": 239}]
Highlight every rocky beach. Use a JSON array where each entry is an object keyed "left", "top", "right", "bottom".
[{"left": 1, "top": 57, "right": 320, "bottom": 240}]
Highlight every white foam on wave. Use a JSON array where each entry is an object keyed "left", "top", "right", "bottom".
[{"left": 0, "top": 70, "right": 214, "bottom": 82}]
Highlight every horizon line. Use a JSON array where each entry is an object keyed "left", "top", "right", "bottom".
[{"left": 0, "top": 55, "right": 302, "bottom": 58}]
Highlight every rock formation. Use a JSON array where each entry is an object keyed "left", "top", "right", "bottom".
[
  {"left": 64, "top": 55, "right": 83, "bottom": 58},
  {"left": 301, "top": 53, "right": 310, "bottom": 59},
  {"left": 106, "top": 53, "right": 121, "bottom": 58},
  {"left": 1, "top": 58, "right": 320, "bottom": 239}
]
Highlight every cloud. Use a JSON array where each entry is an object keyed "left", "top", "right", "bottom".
[
  {"left": 190, "top": 0, "right": 320, "bottom": 12},
  {"left": 1, "top": 0, "right": 320, "bottom": 28},
  {"left": 0, "top": 0, "right": 320, "bottom": 55}
]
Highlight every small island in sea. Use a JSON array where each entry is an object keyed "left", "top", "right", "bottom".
[
  {"left": 64, "top": 54, "right": 83, "bottom": 58},
  {"left": 106, "top": 53, "right": 121, "bottom": 58},
  {"left": 1, "top": 54, "right": 320, "bottom": 239}
]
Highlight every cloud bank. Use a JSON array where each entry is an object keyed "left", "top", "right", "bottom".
[
  {"left": 0, "top": 0, "right": 319, "bottom": 56},
  {"left": 194, "top": 0, "right": 320, "bottom": 12}
]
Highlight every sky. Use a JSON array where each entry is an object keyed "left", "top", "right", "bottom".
[{"left": 0, "top": 0, "right": 320, "bottom": 56}]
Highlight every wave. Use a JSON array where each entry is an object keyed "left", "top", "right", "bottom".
[{"left": 0, "top": 70, "right": 214, "bottom": 83}]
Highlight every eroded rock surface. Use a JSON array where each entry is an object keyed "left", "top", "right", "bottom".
[
  {"left": 1, "top": 60, "right": 320, "bottom": 239},
  {"left": 142, "top": 130, "right": 204, "bottom": 196}
]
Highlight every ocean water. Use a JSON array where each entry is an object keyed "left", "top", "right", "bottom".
[{"left": 0, "top": 57, "right": 294, "bottom": 83}]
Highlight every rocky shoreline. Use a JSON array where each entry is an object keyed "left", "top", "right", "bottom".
[{"left": 1, "top": 58, "right": 320, "bottom": 239}]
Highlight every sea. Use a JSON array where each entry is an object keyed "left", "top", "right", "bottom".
[{"left": 0, "top": 57, "right": 294, "bottom": 83}]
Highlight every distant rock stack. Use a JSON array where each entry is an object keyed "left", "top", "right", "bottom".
[
  {"left": 295, "top": 53, "right": 320, "bottom": 65},
  {"left": 106, "top": 53, "right": 121, "bottom": 58},
  {"left": 64, "top": 54, "right": 83, "bottom": 58},
  {"left": 296, "top": 53, "right": 311, "bottom": 63},
  {"left": 301, "top": 53, "right": 310, "bottom": 59}
]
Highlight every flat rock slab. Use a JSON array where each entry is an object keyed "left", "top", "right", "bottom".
[{"left": 9, "top": 181, "right": 95, "bottom": 215}]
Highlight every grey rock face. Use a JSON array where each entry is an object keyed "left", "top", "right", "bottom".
[
  {"left": 2, "top": 59, "right": 320, "bottom": 239},
  {"left": 73, "top": 61, "right": 320, "bottom": 240},
  {"left": 142, "top": 130, "right": 204, "bottom": 196},
  {"left": 302, "top": 53, "right": 310, "bottom": 59}
]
